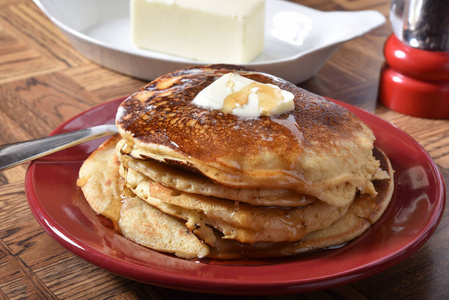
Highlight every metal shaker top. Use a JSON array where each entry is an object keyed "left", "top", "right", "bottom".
[{"left": 390, "top": 0, "right": 449, "bottom": 51}]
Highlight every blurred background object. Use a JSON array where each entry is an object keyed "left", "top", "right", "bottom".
[
  {"left": 390, "top": 0, "right": 449, "bottom": 51},
  {"left": 379, "top": 0, "right": 449, "bottom": 118}
]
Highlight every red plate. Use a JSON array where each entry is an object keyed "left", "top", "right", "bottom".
[{"left": 25, "top": 98, "right": 445, "bottom": 295}]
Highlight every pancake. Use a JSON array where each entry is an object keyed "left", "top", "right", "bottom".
[
  {"left": 78, "top": 64, "right": 395, "bottom": 260},
  {"left": 77, "top": 136, "right": 210, "bottom": 259},
  {"left": 119, "top": 193, "right": 209, "bottom": 259},
  {"left": 77, "top": 135, "right": 123, "bottom": 225},
  {"left": 250, "top": 146, "right": 395, "bottom": 256},
  {"left": 116, "top": 139, "right": 315, "bottom": 207},
  {"left": 120, "top": 163, "right": 351, "bottom": 244},
  {"left": 136, "top": 146, "right": 394, "bottom": 259},
  {"left": 116, "top": 64, "right": 380, "bottom": 207},
  {"left": 78, "top": 136, "right": 394, "bottom": 259}
]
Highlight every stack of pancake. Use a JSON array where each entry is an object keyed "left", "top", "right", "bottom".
[{"left": 78, "top": 65, "right": 394, "bottom": 260}]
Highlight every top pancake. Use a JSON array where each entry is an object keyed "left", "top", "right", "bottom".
[{"left": 116, "top": 64, "right": 380, "bottom": 206}]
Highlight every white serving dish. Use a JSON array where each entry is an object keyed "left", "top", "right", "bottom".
[{"left": 34, "top": 0, "right": 385, "bottom": 84}]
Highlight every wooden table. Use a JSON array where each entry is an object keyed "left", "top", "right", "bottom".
[{"left": 1, "top": 0, "right": 448, "bottom": 299}]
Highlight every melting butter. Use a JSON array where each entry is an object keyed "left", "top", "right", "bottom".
[{"left": 192, "top": 73, "right": 294, "bottom": 118}]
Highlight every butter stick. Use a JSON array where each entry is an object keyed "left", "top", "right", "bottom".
[{"left": 131, "top": 0, "right": 265, "bottom": 63}]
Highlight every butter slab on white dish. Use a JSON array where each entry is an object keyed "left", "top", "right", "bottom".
[{"left": 33, "top": 0, "right": 385, "bottom": 84}]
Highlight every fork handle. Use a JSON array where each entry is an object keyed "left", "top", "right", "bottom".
[{"left": 0, "top": 124, "right": 117, "bottom": 172}]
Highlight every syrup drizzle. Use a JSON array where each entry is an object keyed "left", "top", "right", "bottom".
[{"left": 223, "top": 82, "right": 285, "bottom": 116}]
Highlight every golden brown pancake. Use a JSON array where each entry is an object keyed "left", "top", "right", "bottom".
[
  {"left": 78, "top": 64, "right": 395, "bottom": 260},
  {"left": 120, "top": 164, "right": 351, "bottom": 244},
  {"left": 118, "top": 193, "right": 209, "bottom": 259},
  {"left": 78, "top": 136, "right": 210, "bottom": 259},
  {"left": 116, "top": 139, "right": 315, "bottom": 207},
  {"left": 238, "top": 146, "right": 395, "bottom": 257},
  {"left": 78, "top": 137, "right": 394, "bottom": 259},
  {"left": 116, "top": 64, "right": 380, "bottom": 207},
  {"left": 148, "top": 146, "right": 394, "bottom": 259},
  {"left": 77, "top": 135, "right": 123, "bottom": 225}
]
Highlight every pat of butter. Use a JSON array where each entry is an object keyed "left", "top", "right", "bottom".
[
  {"left": 131, "top": 0, "right": 265, "bottom": 63},
  {"left": 192, "top": 73, "right": 295, "bottom": 118}
]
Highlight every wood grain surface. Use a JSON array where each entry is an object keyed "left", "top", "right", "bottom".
[{"left": 1, "top": 0, "right": 448, "bottom": 299}]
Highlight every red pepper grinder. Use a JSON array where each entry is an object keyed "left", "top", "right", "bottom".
[{"left": 379, "top": 0, "right": 449, "bottom": 118}]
